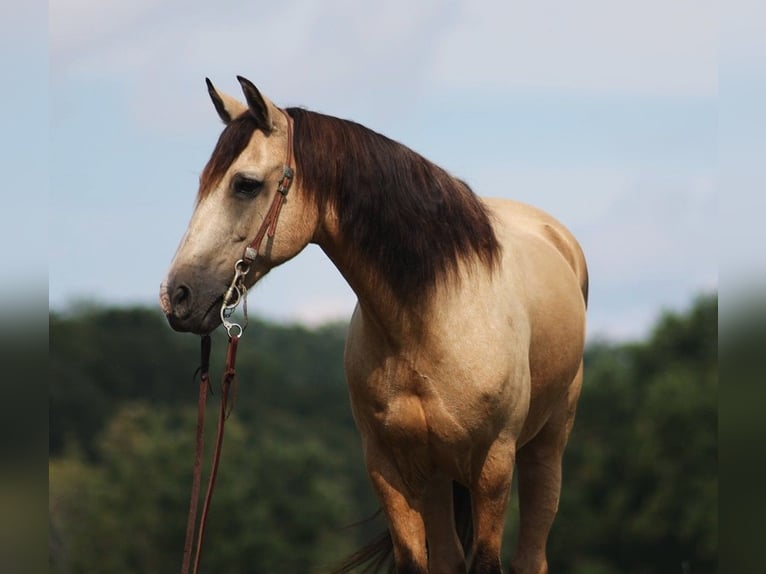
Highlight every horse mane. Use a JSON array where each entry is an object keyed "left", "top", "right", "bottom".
[
  {"left": 198, "top": 113, "right": 261, "bottom": 201},
  {"left": 287, "top": 107, "right": 501, "bottom": 303}
]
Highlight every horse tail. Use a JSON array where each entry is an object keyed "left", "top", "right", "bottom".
[
  {"left": 580, "top": 264, "right": 589, "bottom": 308},
  {"left": 331, "top": 482, "right": 473, "bottom": 573},
  {"left": 453, "top": 481, "right": 474, "bottom": 557},
  {"left": 330, "top": 516, "right": 394, "bottom": 574}
]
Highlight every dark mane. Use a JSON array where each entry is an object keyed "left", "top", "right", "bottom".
[
  {"left": 287, "top": 107, "right": 501, "bottom": 303},
  {"left": 198, "top": 113, "right": 260, "bottom": 200}
]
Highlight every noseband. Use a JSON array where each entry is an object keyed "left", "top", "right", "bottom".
[{"left": 220, "top": 108, "right": 295, "bottom": 338}]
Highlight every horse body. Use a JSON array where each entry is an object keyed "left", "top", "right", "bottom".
[
  {"left": 337, "top": 198, "right": 586, "bottom": 573},
  {"left": 162, "top": 77, "right": 587, "bottom": 574},
  {"left": 344, "top": 197, "right": 586, "bottom": 466}
]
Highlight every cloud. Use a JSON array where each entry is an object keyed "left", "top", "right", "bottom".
[
  {"left": 430, "top": 0, "right": 718, "bottom": 97},
  {"left": 718, "top": 0, "right": 766, "bottom": 286},
  {"left": 1, "top": 1, "right": 46, "bottom": 45},
  {"left": 722, "top": 0, "right": 766, "bottom": 58},
  {"left": 582, "top": 174, "right": 716, "bottom": 283},
  {"left": 51, "top": 0, "right": 718, "bottom": 135},
  {"left": 580, "top": 173, "right": 716, "bottom": 339},
  {"left": 50, "top": 0, "right": 171, "bottom": 67}
]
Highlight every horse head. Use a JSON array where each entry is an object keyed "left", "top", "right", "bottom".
[{"left": 161, "top": 78, "right": 318, "bottom": 334}]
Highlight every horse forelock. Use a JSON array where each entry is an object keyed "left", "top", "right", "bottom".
[
  {"left": 197, "top": 113, "right": 260, "bottom": 201},
  {"left": 287, "top": 107, "right": 501, "bottom": 303}
]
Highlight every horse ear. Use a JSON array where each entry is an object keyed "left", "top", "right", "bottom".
[
  {"left": 206, "top": 78, "right": 247, "bottom": 125},
  {"left": 236, "top": 76, "right": 272, "bottom": 132}
]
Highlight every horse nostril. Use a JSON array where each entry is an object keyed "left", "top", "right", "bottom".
[{"left": 172, "top": 284, "right": 193, "bottom": 320}]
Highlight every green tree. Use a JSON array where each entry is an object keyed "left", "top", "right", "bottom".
[
  {"left": 548, "top": 294, "right": 717, "bottom": 573},
  {"left": 50, "top": 295, "right": 718, "bottom": 573},
  {"left": 50, "top": 403, "right": 366, "bottom": 574}
]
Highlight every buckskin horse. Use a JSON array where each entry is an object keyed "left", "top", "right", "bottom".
[{"left": 161, "top": 76, "right": 588, "bottom": 574}]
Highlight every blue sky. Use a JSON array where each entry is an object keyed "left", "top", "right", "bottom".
[
  {"left": 42, "top": 0, "right": 732, "bottom": 340},
  {"left": 2, "top": 2, "right": 48, "bottom": 306}
]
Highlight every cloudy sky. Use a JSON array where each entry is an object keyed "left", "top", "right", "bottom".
[{"left": 41, "top": 0, "right": 733, "bottom": 339}]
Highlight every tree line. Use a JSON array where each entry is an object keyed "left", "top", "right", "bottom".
[{"left": 49, "top": 294, "right": 717, "bottom": 573}]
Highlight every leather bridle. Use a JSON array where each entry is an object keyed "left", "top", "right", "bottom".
[
  {"left": 220, "top": 108, "right": 295, "bottom": 338},
  {"left": 181, "top": 108, "right": 294, "bottom": 574}
]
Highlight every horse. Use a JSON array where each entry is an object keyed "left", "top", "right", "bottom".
[{"left": 161, "top": 76, "right": 588, "bottom": 574}]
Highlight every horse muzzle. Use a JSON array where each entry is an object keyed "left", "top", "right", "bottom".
[{"left": 159, "top": 276, "right": 224, "bottom": 334}]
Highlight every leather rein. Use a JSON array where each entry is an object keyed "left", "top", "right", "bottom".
[{"left": 181, "top": 109, "right": 294, "bottom": 574}]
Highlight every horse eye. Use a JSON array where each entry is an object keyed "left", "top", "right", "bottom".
[{"left": 232, "top": 175, "right": 264, "bottom": 198}]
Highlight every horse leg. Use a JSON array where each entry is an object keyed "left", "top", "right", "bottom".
[
  {"left": 468, "top": 439, "right": 516, "bottom": 574},
  {"left": 424, "top": 474, "right": 466, "bottom": 573},
  {"left": 510, "top": 362, "right": 584, "bottom": 574},
  {"left": 366, "top": 442, "right": 429, "bottom": 574}
]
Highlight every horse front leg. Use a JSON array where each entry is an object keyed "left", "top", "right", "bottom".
[
  {"left": 469, "top": 438, "right": 516, "bottom": 574},
  {"left": 424, "top": 474, "right": 467, "bottom": 573},
  {"left": 366, "top": 440, "right": 430, "bottom": 574}
]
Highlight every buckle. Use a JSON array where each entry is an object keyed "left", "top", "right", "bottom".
[{"left": 277, "top": 166, "right": 294, "bottom": 195}]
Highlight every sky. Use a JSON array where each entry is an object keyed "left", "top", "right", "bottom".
[{"left": 36, "top": 0, "right": 743, "bottom": 340}]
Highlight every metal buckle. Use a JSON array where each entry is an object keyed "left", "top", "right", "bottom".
[
  {"left": 276, "top": 166, "right": 294, "bottom": 195},
  {"left": 220, "top": 259, "right": 250, "bottom": 338},
  {"left": 244, "top": 246, "right": 258, "bottom": 262}
]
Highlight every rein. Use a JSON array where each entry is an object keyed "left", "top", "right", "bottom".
[
  {"left": 180, "top": 109, "right": 294, "bottom": 574},
  {"left": 181, "top": 334, "right": 237, "bottom": 574}
]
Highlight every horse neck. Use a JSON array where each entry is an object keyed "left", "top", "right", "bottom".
[{"left": 314, "top": 210, "right": 429, "bottom": 346}]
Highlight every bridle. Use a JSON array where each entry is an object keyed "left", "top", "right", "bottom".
[
  {"left": 220, "top": 108, "right": 295, "bottom": 339},
  {"left": 181, "top": 108, "right": 294, "bottom": 574}
]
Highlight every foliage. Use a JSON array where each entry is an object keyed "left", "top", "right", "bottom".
[
  {"left": 50, "top": 404, "right": 364, "bottom": 574},
  {"left": 545, "top": 294, "right": 717, "bottom": 574},
  {"left": 719, "top": 292, "right": 766, "bottom": 573},
  {"left": 49, "top": 295, "right": 717, "bottom": 573}
]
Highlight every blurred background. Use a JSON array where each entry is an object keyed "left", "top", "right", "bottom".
[
  {"left": 47, "top": 298, "right": 717, "bottom": 573},
  {"left": 5, "top": 0, "right": 762, "bottom": 572}
]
